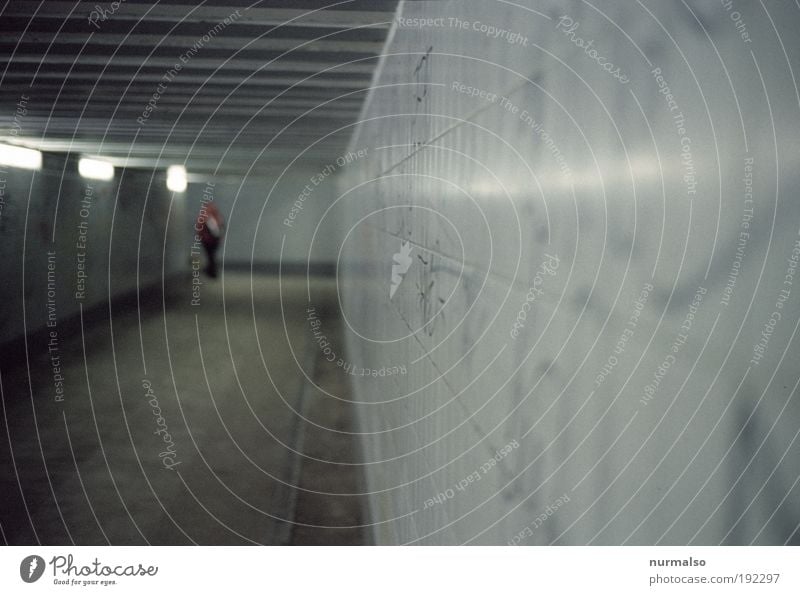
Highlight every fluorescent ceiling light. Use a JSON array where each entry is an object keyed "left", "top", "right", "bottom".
[
  {"left": 166, "top": 165, "right": 188, "bottom": 192},
  {"left": 78, "top": 157, "right": 114, "bottom": 180},
  {"left": 0, "top": 143, "right": 42, "bottom": 170}
]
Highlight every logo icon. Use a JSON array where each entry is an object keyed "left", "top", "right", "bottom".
[
  {"left": 390, "top": 241, "right": 413, "bottom": 299},
  {"left": 20, "top": 555, "right": 45, "bottom": 583}
]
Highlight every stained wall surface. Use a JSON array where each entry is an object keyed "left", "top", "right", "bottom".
[{"left": 335, "top": 0, "right": 800, "bottom": 544}]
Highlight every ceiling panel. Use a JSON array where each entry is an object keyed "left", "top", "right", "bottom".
[{"left": 0, "top": 0, "right": 400, "bottom": 176}]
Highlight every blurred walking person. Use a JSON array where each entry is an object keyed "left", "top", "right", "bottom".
[{"left": 196, "top": 200, "right": 224, "bottom": 278}]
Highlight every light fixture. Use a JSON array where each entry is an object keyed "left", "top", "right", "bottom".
[
  {"left": 166, "top": 165, "right": 188, "bottom": 192},
  {"left": 78, "top": 157, "right": 114, "bottom": 180},
  {"left": 0, "top": 143, "right": 42, "bottom": 170}
]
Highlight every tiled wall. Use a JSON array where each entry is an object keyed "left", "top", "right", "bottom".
[{"left": 338, "top": 0, "right": 800, "bottom": 544}]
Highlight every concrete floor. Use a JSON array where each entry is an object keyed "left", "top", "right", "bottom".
[{"left": 0, "top": 273, "right": 367, "bottom": 545}]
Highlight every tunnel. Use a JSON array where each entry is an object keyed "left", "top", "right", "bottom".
[{"left": 1, "top": 0, "right": 799, "bottom": 555}]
